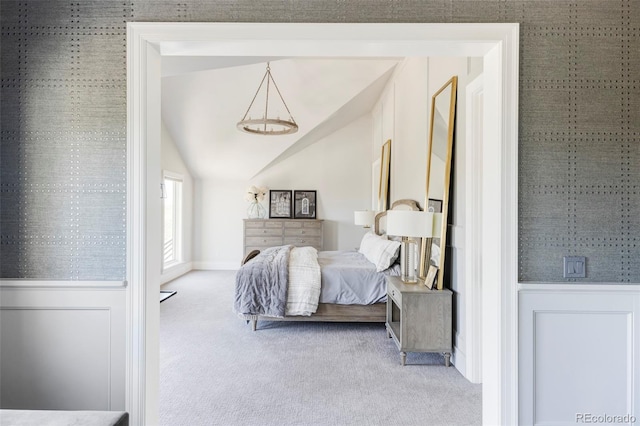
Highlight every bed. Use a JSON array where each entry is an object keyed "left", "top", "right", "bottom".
[{"left": 234, "top": 199, "right": 421, "bottom": 330}]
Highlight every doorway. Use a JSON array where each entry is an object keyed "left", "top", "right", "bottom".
[{"left": 127, "top": 22, "right": 519, "bottom": 425}]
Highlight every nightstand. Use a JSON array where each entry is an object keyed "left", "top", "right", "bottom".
[{"left": 386, "top": 275, "right": 452, "bottom": 366}]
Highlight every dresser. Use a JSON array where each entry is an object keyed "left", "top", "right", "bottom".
[{"left": 243, "top": 219, "right": 324, "bottom": 256}]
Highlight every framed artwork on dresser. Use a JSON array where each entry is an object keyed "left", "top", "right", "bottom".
[
  {"left": 269, "top": 190, "right": 292, "bottom": 218},
  {"left": 424, "top": 265, "right": 438, "bottom": 290},
  {"left": 294, "top": 190, "right": 316, "bottom": 219}
]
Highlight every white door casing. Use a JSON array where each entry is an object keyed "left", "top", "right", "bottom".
[
  {"left": 464, "top": 74, "right": 484, "bottom": 384},
  {"left": 127, "top": 23, "right": 520, "bottom": 425}
]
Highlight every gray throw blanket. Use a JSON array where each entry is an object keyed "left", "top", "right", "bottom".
[{"left": 234, "top": 245, "right": 292, "bottom": 318}]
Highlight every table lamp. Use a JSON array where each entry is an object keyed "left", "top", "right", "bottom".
[
  {"left": 354, "top": 210, "right": 375, "bottom": 229},
  {"left": 386, "top": 210, "right": 438, "bottom": 283}
]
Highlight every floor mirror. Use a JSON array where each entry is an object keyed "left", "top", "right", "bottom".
[{"left": 420, "top": 76, "right": 457, "bottom": 290}]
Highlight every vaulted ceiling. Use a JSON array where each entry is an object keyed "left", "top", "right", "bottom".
[{"left": 161, "top": 57, "right": 401, "bottom": 180}]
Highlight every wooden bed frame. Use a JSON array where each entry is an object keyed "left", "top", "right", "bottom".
[
  {"left": 244, "top": 199, "right": 421, "bottom": 330},
  {"left": 245, "top": 303, "right": 387, "bottom": 331}
]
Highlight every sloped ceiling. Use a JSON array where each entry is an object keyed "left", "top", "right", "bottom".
[{"left": 161, "top": 57, "right": 401, "bottom": 180}]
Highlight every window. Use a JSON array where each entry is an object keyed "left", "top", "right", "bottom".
[{"left": 162, "top": 172, "right": 183, "bottom": 270}]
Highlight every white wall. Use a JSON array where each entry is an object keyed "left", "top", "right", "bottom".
[
  {"left": 432, "top": 57, "right": 484, "bottom": 379},
  {"left": 193, "top": 177, "right": 247, "bottom": 270},
  {"left": 432, "top": 57, "right": 486, "bottom": 379},
  {"left": 391, "top": 58, "right": 430, "bottom": 203},
  {"left": 161, "top": 122, "right": 195, "bottom": 283},
  {"left": 193, "top": 114, "right": 373, "bottom": 268},
  {"left": 258, "top": 115, "right": 373, "bottom": 251},
  {"left": 370, "top": 57, "right": 434, "bottom": 205},
  {"left": 371, "top": 56, "right": 484, "bottom": 380}
]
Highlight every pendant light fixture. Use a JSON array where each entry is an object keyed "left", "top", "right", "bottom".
[{"left": 237, "top": 62, "right": 299, "bottom": 135}]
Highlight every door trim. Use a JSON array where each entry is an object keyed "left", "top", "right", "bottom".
[
  {"left": 127, "top": 22, "right": 519, "bottom": 425},
  {"left": 463, "top": 74, "right": 484, "bottom": 383}
]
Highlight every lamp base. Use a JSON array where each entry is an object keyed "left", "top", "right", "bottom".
[
  {"left": 401, "top": 275, "right": 419, "bottom": 284},
  {"left": 399, "top": 238, "right": 418, "bottom": 284}
]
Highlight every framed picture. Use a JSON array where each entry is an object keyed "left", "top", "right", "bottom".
[
  {"left": 428, "top": 198, "right": 443, "bottom": 213},
  {"left": 269, "top": 190, "right": 292, "bottom": 218},
  {"left": 424, "top": 265, "right": 439, "bottom": 290},
  {"left": 293, "top": 190, "right": 317, "bottom": 219}
]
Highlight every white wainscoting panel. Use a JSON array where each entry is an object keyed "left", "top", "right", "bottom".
[
  {"left": 0, "top": 283, "right": 126, "bottom": 411},
  {"left": 519, "top": 285, "right": 640, "bottom": 425}
]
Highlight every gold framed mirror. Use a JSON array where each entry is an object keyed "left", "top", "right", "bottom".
[
  {"left": 420, "top": 77, "right": 457, "bottom": 290},
  {"left": 378, "top": 139, "right": 392, "bottom": 211}
]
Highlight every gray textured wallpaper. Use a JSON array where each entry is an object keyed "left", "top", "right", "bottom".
[{"left": 0, "top": 0, "right": 638, "bottom": 282}]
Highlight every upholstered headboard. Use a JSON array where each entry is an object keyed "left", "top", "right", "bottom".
[{"left": 374, "top": 199, "right": 422, "bottom": 235}]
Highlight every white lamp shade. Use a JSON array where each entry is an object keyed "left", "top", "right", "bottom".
[
  {"left": 386, "top": 210, "right": 440, "bottom": 238},
  {"left": 354, "top": 210, "right": 375, "bottom": 227}
]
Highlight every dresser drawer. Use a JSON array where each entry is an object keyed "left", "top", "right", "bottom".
[
  {"left": 284, "top": 220, "right": 322, "bottom": 229},
  {"left": 388, "top": 284, "right": 402, "bottom": 306},
  {"left": 284, "top": 236, "right": 322, "bottom": 249},
  {"left": 244, "top": 219, "right": 322, "bottom": 261},
  {"left": 244, "top": 220, "right": 266, "bottom": 229},
  {"left": 265, "top": 221, "right": 284, "bottom": 229},
  {"left": 245, "top": 227, "right": 282, "bottom": 237},
  {"left": 245, "top": 236, "right": 283, "bottom": 247},
  {"left": 283, "top": 227, "right": 322, "bottom": 237},
  {"left": 245, "top": 220, "right": 284, "bottom": 229}
]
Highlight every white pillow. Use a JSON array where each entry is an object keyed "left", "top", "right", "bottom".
[{"left": 359, "top": 232, "right": 401, "bottom": 272}]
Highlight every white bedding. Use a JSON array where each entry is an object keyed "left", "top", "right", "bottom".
[{"left": 286, "top": 246, "right": 321, "bottom": 316}]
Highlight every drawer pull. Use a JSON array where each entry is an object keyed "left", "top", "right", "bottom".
[
  {"left": 300, "top": 239, "right": 305, "bottom": 243},
  {"left": 301, "top": 231, "right": 305, "bottom": 234},
  {"left": 263, "top": 239, "right": 266, "bottom": 243},
  {"left": 263, "top": 230, "right": 267, "bottom": 233}
]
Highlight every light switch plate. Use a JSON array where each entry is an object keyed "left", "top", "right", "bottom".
[{"left": 564, "top": 256, "right": 586, "bottom": 278}]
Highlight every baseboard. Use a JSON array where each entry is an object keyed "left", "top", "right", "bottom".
[
  {"left": 452, "top": 329, "right": 467, "bottom": 377},
  {"left": 192, "top": 261, "right": 239, "bottom": 271},
  {"left": 161, "top": 262, "right": 192, "bottom": 284},
  {"left": 452, "top": 343, "right": 467, "bottom": 377}
]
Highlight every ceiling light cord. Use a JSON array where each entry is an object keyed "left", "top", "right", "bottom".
[
  {"left": 239, "top": 70, "right": 268, "bottom": 123},
  {"left": 264, "top": 63, "right": 270, "bottom": 133},
  {"left": 237, "top": 62, "right": 298, "bottom": 135}
]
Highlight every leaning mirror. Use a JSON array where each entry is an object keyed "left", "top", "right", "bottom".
[
  {"left": 420, "top": 77, "right": 457, "bottom": 290},
  {"left": 378, "top": 139, "right": 392, "bottom": 211}
]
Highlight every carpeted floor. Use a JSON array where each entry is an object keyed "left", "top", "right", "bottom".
[{"left": 160, "top": 270, "right": 481, "bottom": 426}]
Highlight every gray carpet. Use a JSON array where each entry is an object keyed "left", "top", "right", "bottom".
[{"left": 160, "top": 270, "right": 481, "bottom": 426}]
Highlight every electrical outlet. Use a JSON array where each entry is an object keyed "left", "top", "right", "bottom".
[{"left": 564, "top": 256, "right": 586, "bottom": 278}]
